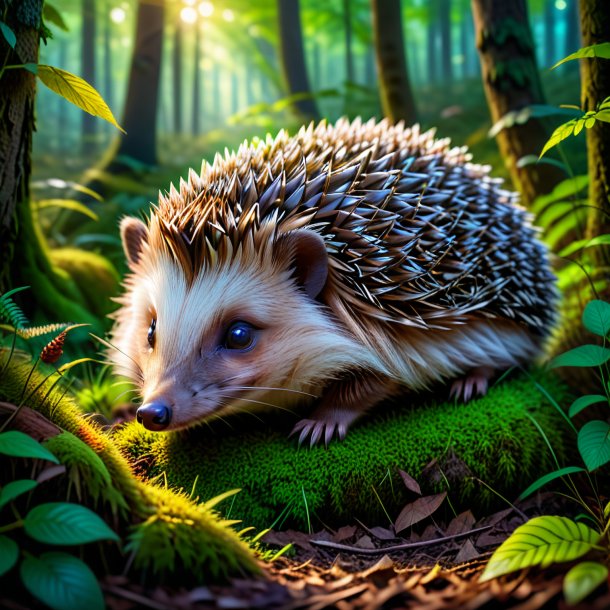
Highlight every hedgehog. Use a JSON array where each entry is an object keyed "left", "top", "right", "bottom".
[{"left": 111, "top": 118, "right": 557, "bottom": 446}]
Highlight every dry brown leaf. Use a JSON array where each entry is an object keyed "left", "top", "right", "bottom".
[
  {"left": 355, "top": 535, "right": 375, "bottom": 549},
  {"left": 367, "top": 526, "right": 398, "bottom": 541},
  {"left": 454, "top": 539, "right": 480, "bottom": 563},
  {"left": 446, "top": 510, "right": 476, "bottom": 536},
  {"left": 333, "top": 525, "right": 357, "bottom": 542},
  {"left": 398, "top": 469, "right": 422, "bottom": 495},
  {"left": 395, "top": 492, "right": 447, "bottom": 532}
]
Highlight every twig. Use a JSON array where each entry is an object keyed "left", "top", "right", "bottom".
[{"left": 310, "top": 525, "right": 492, "bottom": 555}]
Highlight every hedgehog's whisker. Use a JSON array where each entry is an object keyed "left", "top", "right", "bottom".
[
  {"left": 91, "top": 334, "right": 144, "bottom": 380},
  {"left": 230, "top": 385, "right": 316, "bottom": 398},
  {"left": 216, "top": 393, "right": 298, "bottom": 416}
]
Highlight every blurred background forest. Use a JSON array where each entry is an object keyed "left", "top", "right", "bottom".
[{"left": 33, "top": 0, "right": 584, "bottom": 202}]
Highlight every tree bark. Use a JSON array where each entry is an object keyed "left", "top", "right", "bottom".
[
  {"left": 471, "top": 0, "right": 563, "bottom": 204},
  {"left": 172, "top": 21, "right": 183, "bottom": 134},
  {"left": 192, "top": 23, "right": 201, "bottom": 135},
  {"left": 371, "top": 0, "right": 417, "bottom": 124},
  {"left": 544, "top": 0, "right": 556, "bottom": 67},
  {"left": 277, "top": 0, "right": 320, "bottom": 121},
  {"left": 580, "top": 0, "right": 610, "bottom": 265},
  {"left": 0, "top": 8, "right": 38, "bottom": 290},
  {"left": 81, "top": 0, "right": 97, "bottom": 154},
  {"left": 439, "top": 0, "right": 452, "bottom": 83},
  {"left": 343, "top": 0, "right": 354, "bottom": 83}
]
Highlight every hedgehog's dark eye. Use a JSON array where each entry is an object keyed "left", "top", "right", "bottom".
[
  {"left": 148, "top": 318, "right": 156, "bottom": 348},
  {"left": 224, "top": 322, "right": 255, "bottom": 350}
]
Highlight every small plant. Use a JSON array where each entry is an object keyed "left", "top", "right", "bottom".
[
  {"left": 0, "top": 430, "right": 119, "bottom": 610},
  {"left": 480, "top": 299, "right": 610, "bottom": 605}
]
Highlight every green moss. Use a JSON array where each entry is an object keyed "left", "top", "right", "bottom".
[
  {"left": 113, "top": 374, "right": 572, "bottom": 531},
  {"left": 0, "top": 350, "right": 259, "bottom": 581}
]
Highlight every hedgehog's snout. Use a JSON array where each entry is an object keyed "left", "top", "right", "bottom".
[{"left": 136, "top": 401, "right": 172, "bottom": 431}]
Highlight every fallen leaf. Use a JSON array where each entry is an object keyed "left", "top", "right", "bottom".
[
  {"left": 333, "top": 525, "right": 357, "bottom": 542},
  {"left": 395, "top": 492, "right": 447, "bottom": 532},
  {"left": 398, "top": 469, "right": 422, "bottom": 495},
  {"left": 367, "top": 526, "right": 398, "bottom": 541},
  {"left": 354, "top": 535, "right": 375, "bottom": 549},
  {"left": 455, "top": 539, "right": 480, "bottom": 563},
  {"left": 446, "top": 510, "right": 476, "bottom": 536}
]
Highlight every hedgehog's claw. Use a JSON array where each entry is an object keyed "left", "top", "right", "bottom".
[
  {"left": 450, "top": 367, "right": 494, "bottom": 403},
  {"left": 290, "top": 418, "right": 343, "bottom": 447}
]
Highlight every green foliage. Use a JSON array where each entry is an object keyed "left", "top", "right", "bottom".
[
  {"left": 0, "top": 535, "right": 18, "bottom": 576},
  {"left": 553, "top": 42, "right": 610, "bottom": 68},
  {"left": 0, "top": 479, "right": 38, "bottom": 509},
  {"left": 0, "top": 287, "right": 29, "bottom": 330},
  {"left": 0, "top": 21, "right": 16, "bottom": 49},
  {"left": 20, "top": 552, "right": 104, "bottom": 610},
  {"left": 480, "top": 516, "right": 602, "bottom": 582},
  {"left": 569, "top": 395, "right": 608, "bottom": 418},
  {"left": 518, "top": 466, "right": 585, "bottom": 501},
  {"left": 550, "top": 344, "right": 610, "bottom": 368},
  {"left": 564, "top": 561, "right": 609, "bottom": 605},
  {"left": 36, "top": 65, "right": 124, "bottom": 132},
  {"left": 577, "top": 421, "right": 610, "bottom": 471},
  {"left": 42, "top": 4, "right": 68, "bottom": 32},
  {"left": 0, "top": 431, "right": 58, "bottom": 463},
  {"left": 23, "top": 502, "right": 119, "bottom": 545},
  {"left": 113, "top": 374, "right": 571, "bottom": 530},
  {"left": 583, "top": 300, "right": 610, "bottom": 337}
]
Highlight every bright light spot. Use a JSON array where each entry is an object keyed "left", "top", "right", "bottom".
[
  {"left": 222, "top": 9, "right": 235, "bottom": 22},
  {"left": 213, "top": 47, "right": 227, "bottom": 61},
  {"left": 555, "top": 0, "right": 567, "bottom": 9},
  {"left": 180, "top": 7, "right": 197, "bottom": 23},
  {"left": 183, "top": 0, "right": 196, "bottom": 5},
  {"left": 198, "top": 1, "right": 214, "bottom": 17},
  {"left": 110, "top": 7, "right": 126, "bottom": 23},
  {"left": 248, "top": 25, "right": 260, "bottom": 37}
]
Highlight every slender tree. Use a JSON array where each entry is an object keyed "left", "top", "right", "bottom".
[
  {"left": 103, "top": 0, "right": 113, "bottom": 134},
  {"left": 371, "top": 0, "right": 417, "bottom": 124},
  {"left": 427, "top": 0, "right": 438, "bottom": 85},
  {"left": 544, "top": 0, "right": 556, "bottom": 67},
  {"left": 471, "top": 0, "right": 563, "bottom": 204},
  {"left": 173, "top": 21, "right": 183, "bottom": 134},
  {"left": 192, "top": 23, "right": 201, "bottom": 135},
  {"left": 439, "top": 0, "right": 452, "bottom": 83},
  {"left": 580, "top": 0, "right": 610, "bottom": 265},
  {"left": 81, "top": 0, "right": 97, "bottom": 153},
  {"left": 343, "top": 0, "right": 354, "bottom": 83},
  {"left": 277, "top": 0, "right": 320, "bottom": 121}
]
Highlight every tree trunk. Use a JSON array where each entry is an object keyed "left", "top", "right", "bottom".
[
  {"left": 471, "top": 0, "right": 563, "bottom": 205},
  {"left": 371, "top": 0, "right": 417, "bottom": 124},
  {"left": 103, "top": 0, "right": 113, "bottom": 135},
  {"left": 277, "top": 0, "right": 320, "bottom": 121},
  {"left": 192, "top": 23, "right": 201, "bottom": 135},
  {"left": 580, "top": 0, "right": 610, "bottom": 265},
  {"left": 544, "top": 0, "right": 556, "bottom": 67},
  {"left": 172, "top": 22, "right": 183, "bottom": 134},
  {"left": 343, "top": 0, "right": 354, "bottom": 83},
  {"left": 439, "top": 0, "right": 452, "bottom": 83},
  {"left": 81, "top": 0, "right": 96, "bottom": 154},
  {"left": 427, "top": 0, "right": 438, "bottom": 85}
]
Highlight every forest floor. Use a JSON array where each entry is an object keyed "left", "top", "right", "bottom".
[{"left": 94, "top": 493, "right": 609, "bottom": 610}]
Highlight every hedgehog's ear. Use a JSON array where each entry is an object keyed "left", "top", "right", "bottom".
[
  {"left": 278, "top": 230, "right": 328, "bottom": 300},
  {"left": 120, "top": 217, "right": 148, "bottom": 268}
]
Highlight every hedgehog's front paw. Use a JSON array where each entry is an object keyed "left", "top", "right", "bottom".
[
  {"left": 290, "top": 408, "right": 359, "bottom": 447},
  {"left": 449, "top": 366, "right": 495, "bottom": 402}
]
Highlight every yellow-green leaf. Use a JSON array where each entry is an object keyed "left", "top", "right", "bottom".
[
  {"left": 563, "top": 561, "right": 608, "bottom": 605},
  {"left": 36, "top": 66, "right": 124, "bottom": 132},
  {"left": 480, "top": 516, "right": 601, "bottom": 582},
  {"left": 539, "top": 119, "right": 578, "bottom": 158},
  {"left": 553, "top": 42, "right": 610, "bottom": 69},
  {"left": 36, "top": 199, "right": 98, "bottom": 222}
]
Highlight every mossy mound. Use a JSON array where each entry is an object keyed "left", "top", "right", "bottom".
[
  {"left": 113, "top": 374, "right": 572, "bottom": 531},
  {"left": 0, "top": 351, "right": 259, "bottom": 581}
]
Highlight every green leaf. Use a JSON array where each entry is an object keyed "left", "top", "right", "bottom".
[
  {"left": 23, "top": 63, "right": 38, "bottom": 74},
  {"left": 0, "top": 535, "right": 19, "bottom": 577},
  {"left": 36, "top": 65, "right": 124, "bottom": 132},
  {"left": 583, "top": 300, "right": 610, "bottom": 338},
  {"left": 36, "top": 199, "right": 99, "bottom": 222},
  {"left": 558, "top": 234, "right": 610, "bottom": 257},
  {"left": 518, "top": 466, "right": 585, "bottom": 500},
  {"left": 0, "top": 21, "right": 16, "bottom": 49},
  {"left": 24, "top": 502, "right": 120, "bottom": 545},
  {"left": 550, "top": 345, "right": 610, "bottom": 368},
  {"left": 480, "top": 516, "right": 601, "bottom": 582},
  {"left": 578, "top": 420, "right": 610, "bottom": 471},
  {"left": 0, "top": 431, "right": 59, "bottom": 463},
  {"left": 20, "top": 552, "right": 104, "bottom": 610},
  {"left": 539, "top": 119, "right": 580, "bottom": 158},
  {"left": 0, "top": 479, "right": 38, "bottom": 509},
  {"left": 569, "top": 395, "right": 608, "bottom": 418},
  {"left": 553, "top": 42, "right": 610, "bottom": 68},
  {"left": 564, "top": 561, "right": 608, "bottom": 605},
  {"left": 516, "top": 154, "right": 567, "bottom": 172},
  {"left": 43, "top": 3, "right": 68, "bottom": 31}
]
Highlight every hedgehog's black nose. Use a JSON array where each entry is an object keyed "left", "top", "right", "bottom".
[{"left": 136, "top": 402, "right": 172, "bottom": 431}]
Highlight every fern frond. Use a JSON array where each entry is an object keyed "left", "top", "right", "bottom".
[
  {"left": 0, "top": 286, "right": 29, "bottom": 329},
  {"left": 17, "top": 323, "right": 70, "bottom": 339}
]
